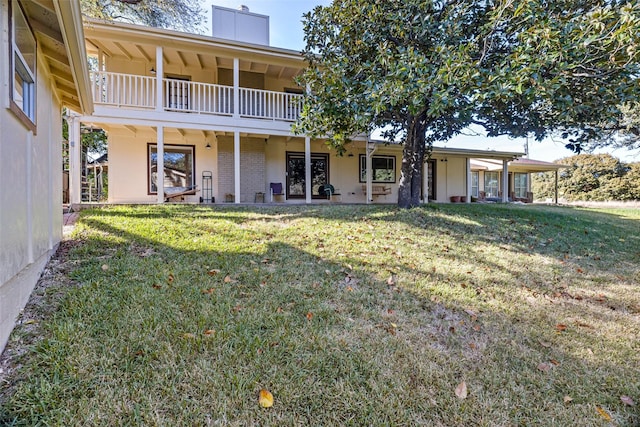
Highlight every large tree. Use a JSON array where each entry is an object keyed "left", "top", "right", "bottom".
[
  {"left": 80, "top": 0, "right": 205, "bottom": 33},
  {"left": 296, "top": 0, "right": 640, "bottom": 207}
]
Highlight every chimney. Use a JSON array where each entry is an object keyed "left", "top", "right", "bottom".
[
  {"left": 212, "top": 5, "right": 269, "bottom": 45},
  {"left": 238, "top": 5, "right": 249, "bottom": 12}
]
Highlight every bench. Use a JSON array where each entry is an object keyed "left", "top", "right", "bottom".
[{"left": 362, "top": 184, "right": 391, "bottom": 197}]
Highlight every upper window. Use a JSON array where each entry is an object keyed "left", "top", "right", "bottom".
[
  {"left": 148, "top": 144, "right": 195, "bottom": 194},
  {"left": 359, "top": 155, "right": 396, "bottom": 183},
  {"left": 10, "top": 0, "right": 36, "bottom": 128}
]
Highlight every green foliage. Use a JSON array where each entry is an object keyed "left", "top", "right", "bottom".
[
  {"left": 532, "top": 153, "right": 640, "bottom": 201},
  {"left": 297, "top": 0, "right": 640, "bottom": 207},
  {"left": 80, "top": 0, "right": 205, "bottom": 33}
]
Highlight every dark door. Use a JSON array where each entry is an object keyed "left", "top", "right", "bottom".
[{"left": 286, "top": 152, "right": 329, "bottom": 199}]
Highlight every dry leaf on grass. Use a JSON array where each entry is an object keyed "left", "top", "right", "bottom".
[
  {"left": 101, "top": 264, "right": 109, "bottom": 271},
  {"left": 537, "top": 362, "right": 551, "bottom": 372},
  {"left": 258, "top": 389, "right": 274, "bottom": 408},
  {"left": 555, "top": 324, "right": 567, "bottom": 332},
  {"left": 207, "top": 269, "right": 220, "bottom": 276},
  {"left": 455, "top": 381, "right": 468, "bottom": 399},
  {"left": 306, "top": 312, "right": 313, "bottom": 321},
  {"left": 620, "top": 395, "right": 635, "bottom": 406},
  {"left": 596, "top": 406, "right": 611, "bottom": 421},
  {"left": 563, "top": 395, "right": 573, "bottom": 404}
]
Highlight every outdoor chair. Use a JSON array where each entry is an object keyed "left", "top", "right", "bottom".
[{"left": 270, "top": 182, "right": 284, "bottom": 202}]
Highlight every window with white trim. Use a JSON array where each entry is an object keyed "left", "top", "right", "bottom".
[
  {"left": 10, "top": 0, "right": 36, "bottom": 128},
  {"left": 471, "top": 171, "right": 479, "bottom": 197},
  {"left": 359, "top": 155, "right": 396, "bottom": 183},
  {"left": 148, "top": 144, "right": 195, "bottom": 194},
  {"left": 514, "top": 173, "right": 528, "bottom": 199},
  {"left": 484, "top": 171, "right": 499, "bottom": 198}
]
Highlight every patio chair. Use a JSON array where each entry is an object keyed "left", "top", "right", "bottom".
[{"left": 270, "top": 182, "right": 284, "bottom": 202}]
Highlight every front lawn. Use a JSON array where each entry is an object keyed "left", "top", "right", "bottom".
[{"left": 1, "top": 204, "right": 638, "bottom": 425}]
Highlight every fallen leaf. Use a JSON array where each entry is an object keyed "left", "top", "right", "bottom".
[
  {"left": 596, "top": 406, "right": 611, "bottom": 421},
  {"left": 537, "top": 362, "right": 551, "bottom": 372},
  {"left": 232, "top": 305, "right": 243, "bottom": 312},
  {"left": 258, "top": 389, "right": 274, "bottom": 408},
  {"left": 621, "top": 395, "right": 635, "bottom": 406},
  {"left": 576, "top": 268, "right": 583, "bottom": 273},
  {"left": 387, "top": 275, "right": 396, "bottom": 286},
  {"left": 152, "top": 284, "right": 162, "bottom": 289},
  {"left": 276, "top": 307, "right": 283, "bottom": 313},
  {"left": 306, "top": 312, "right": 313, "bottom": 321},
  {"left": 346, "top": 286, "right": 353, "bottom": 292},
  {"left": 183, "top": 333, "right": 195, "bottom": 339},
  {"left": 539, "top": 340, "right": 552, "bottom": 348},
  {"left": 390, "top": 322, "right": 398, "bottom": 329},
  {"left": 168, "top": 273, "right": 174, "bottom": 283},
  {"left": 203, "top": 329, "right": 215, "bottom": 336},
  {"left": 549, "top": 359, "right": 560, "bottom": 366},
  {"left": 563, "top": 395, "right": 573, "bottom": 404},
  {"left": 555, "top": 324, "right": 567, "bottom": 332},
  {"left": 23, "top": 319, "right": 37, "bottom": 325},
  {"left": 455, "top": 381, "right": 468, "bottom": 399},
  {"left": 224, "top": 275, "right": 232, "bottom": 283},
  {"left": 201, "top": 287, "right": 215, "bottom": 294},
  {"left": 207, "top": 269, "right": 220, "bottom": 276},
  {"left": 469, "top": 342, "right": 477, "bottom": 349},
  {"left": 101, "top": 264, "right": 109, "bottom": 271}
]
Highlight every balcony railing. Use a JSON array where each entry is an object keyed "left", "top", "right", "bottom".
[{"left": 90, "top": 71, "right": 303, "bottom": 122}]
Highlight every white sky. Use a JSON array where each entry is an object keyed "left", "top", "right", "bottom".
[{"left": 201, "top": 1, "right": 640, "bottom": 163}]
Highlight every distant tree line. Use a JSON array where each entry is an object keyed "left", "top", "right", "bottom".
[{"left": 532, "top": 154, "right": 640, "bottom": 201}]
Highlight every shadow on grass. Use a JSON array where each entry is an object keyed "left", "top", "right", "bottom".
[{"left": 1, "top": 204, "right": 638, "bottom": 425}]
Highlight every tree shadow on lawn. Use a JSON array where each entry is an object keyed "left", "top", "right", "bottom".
[{"left": 2, "top": 205, "right": 638, "bottom": 425}]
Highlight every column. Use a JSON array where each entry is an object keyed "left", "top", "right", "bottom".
[
  {"left": 466, "top": 157, "right": 472, "bottom": 204},
  {"left": 233, "top": 58, "right": 239, "bottom": 118},
  {"left": 502, "top": 159, "right": 509, "bottom": 203},
  {"left": 156, "top": 126, "right": 164, "bottom": 204},
  {"left": 69, "top": 115, "right": 81, "bottom": 205},
  {"left": 305, "top": 137, "right": 311, "bottom": 204},
  {"left": 234, "top": 131, "right": 240, "bottom": 203},
  {"left": 422, "top": 160, "right": 429, "bottom": 204},
  {"left": 366, "top": 142, "right": 375, "bottom": 204},
  {"left": 155, "top": 46, "right": 163, "bottom": 112},
  {"left": 554, "top": 170, "right": 559, "bottom": 204}
]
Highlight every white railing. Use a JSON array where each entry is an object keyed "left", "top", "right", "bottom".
[
  {"left": 239, "top": 87, "right": 303, "bottom": 121},
  {"left": 90, "top": 71, "right": 156, "bottom": 108},
  {"left": 164, "top": 79, "right": 233, "bottom": 115},
  {"left": 90, "top": 71, "right": 304, "bottom": 121}
]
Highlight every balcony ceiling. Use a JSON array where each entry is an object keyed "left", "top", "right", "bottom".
[
  {"left": 84, "top": 20, "right": 305, "bottom": 80},
  {"left": 95, "top": 123, "right": 275, "bottom": 141}
]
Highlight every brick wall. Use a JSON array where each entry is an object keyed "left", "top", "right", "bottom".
[{"left": 218, "top": 137, "right": 266, "bottom": 202}]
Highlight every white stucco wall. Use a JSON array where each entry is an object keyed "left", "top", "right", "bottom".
[{"left": 0, "top": 0, "right": 64, "bottom": 353}]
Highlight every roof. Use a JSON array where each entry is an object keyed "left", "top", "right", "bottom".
[
  {"left": 21, "top": 1, "right": 92, "bottom": 113},
  {"left": 470, "top": 157, "right": 567, "bottom": 173}
]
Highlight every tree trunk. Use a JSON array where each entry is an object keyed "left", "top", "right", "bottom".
[{"left": 398, "top": 114, "right": 427, "bottom": 208}]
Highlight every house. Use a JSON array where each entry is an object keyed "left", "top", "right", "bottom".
[
  {"left": 0, "top": 0, "right": 92, "bottom": 353},
  {"left": 67, "top": 6, "right": 561, "bottom": 207}
]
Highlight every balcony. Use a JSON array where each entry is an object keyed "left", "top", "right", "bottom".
[{"left": 89, "top": 71, "right": 304, "bottom": 122}]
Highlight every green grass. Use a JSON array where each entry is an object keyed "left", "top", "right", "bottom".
[{"left": 1, "top": 204, "right": 639, "bottom": 426}]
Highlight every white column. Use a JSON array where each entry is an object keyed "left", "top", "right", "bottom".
[
  {"left": 155, "top": 46, "right": 163, "bottom": 112},
  {"left": 422, "top": 160, "right": 429, "bottom": 203},
  {"left": 305, "top": 137, "right": 311, "bottom": 204},
  {"left": 466, "top": 157, "right": 472, "bottom": 203},
  {"left": 502, "top": 159, "right": 509, "bottom": 203},
  {"left": 366, "top": 143, "right": 375, "bottom": 204},
  {"left": 233, "top": 58, "right": 240, "bottom": 118},
  {"left": 234, "top": 131, "right": 241, "bottom": 203},
  {"left": 69, "top": 116, "right": 82, "bottom": 205},
  {"left": 156, "top": 126, "right": 165, "bottom": 204}
]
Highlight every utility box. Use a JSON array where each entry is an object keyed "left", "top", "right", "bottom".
[{"left": 212, "top": 5, "right": 269, "bottom": 46}]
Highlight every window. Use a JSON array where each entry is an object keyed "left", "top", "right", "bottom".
[
  {"left": 359, "top": 155, "right": 396, "bottom": 183},
  {"left": 471, "top": 171, "right": 479, "bottom": 197},
  {"left": 9, "top": 0, "right": 36, "bottom": 129},
  {"left": 484, "top": 171, "right": 499, "bottom": 198},
  {"left": 514, "top": 173, "right": 528, "bottom": 199},
  {"left": 148, "top": 144, "right": 195, "bottom": 194}
]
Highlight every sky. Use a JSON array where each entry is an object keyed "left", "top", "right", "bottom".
[{"left": 201, "top": 1, "right": 640, "bottom": 164}]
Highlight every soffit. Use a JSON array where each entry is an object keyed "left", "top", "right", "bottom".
[{"left": 21, "top": 0, "right": 83, "bottom": 111}]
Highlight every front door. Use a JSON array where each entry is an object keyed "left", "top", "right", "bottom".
[{"left": 286, "top": 152, "right": 329, "bottom": 199}]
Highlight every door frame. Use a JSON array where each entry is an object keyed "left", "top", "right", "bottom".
[{"left": 285, "top": 151, "right": 330, "bottom": 199}]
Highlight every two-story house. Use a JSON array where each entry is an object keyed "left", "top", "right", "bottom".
[{"left": 68, "top": 5, "right": 563, "bottom": 207}]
